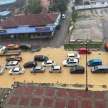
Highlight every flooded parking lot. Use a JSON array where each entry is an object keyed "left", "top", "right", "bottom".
[{"left": 0, "top": 47, "right": 108, "bottom": 91}]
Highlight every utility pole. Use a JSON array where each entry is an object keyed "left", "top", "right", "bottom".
[{"left": 85, "top": 42, "right": 88, "bottom": 91}]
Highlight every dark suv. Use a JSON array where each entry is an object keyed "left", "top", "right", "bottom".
[
  {"left": 34, "top": 55, "right": 48, "bottom": 62},
  {"left": 23, "top": 61, "right": 37, "bottom": 68},
  {"left": 70, "top": 65, "right": 85, "bottom": 74}
]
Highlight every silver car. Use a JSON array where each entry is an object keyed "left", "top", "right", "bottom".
[{"left": 9, "top": 66, "right": 25, "bottom": 75}]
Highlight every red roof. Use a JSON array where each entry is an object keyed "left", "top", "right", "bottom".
[{"left": 0, "top": 12, "right": 59, "bottom": 28}]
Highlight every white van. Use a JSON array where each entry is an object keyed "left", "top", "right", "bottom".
[{"left": 91, "top": 65, "right": 108, "bottom": 73}]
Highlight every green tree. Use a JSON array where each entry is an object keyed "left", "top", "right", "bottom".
[
  {"left": 49, "top": 0, "right": 68, "bottom": 13},
  {"left": 26, "top": 0, "right": 42, "bottom": 14}
]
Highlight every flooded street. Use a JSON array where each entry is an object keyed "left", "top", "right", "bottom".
[{"left": 0, "top": 47, "right": 108, "bottom": 91}]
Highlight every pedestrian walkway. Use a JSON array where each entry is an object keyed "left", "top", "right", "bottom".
[{"left": 3, "top": 83, "right": 108, "bottom": 108}]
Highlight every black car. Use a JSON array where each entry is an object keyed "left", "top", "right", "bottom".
[
  {"left": 70, "top": 65, "right": 85, "bottom": 74},
  {"left": 34, "top": 55, "right": 48, "bottom": 62},
  {"left": 23, "top": 61, "right": 37, "bottom": 68}
]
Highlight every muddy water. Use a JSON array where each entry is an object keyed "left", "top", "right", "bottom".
[{"left": 0, "top": 48, "right": 108, "bottom": 91}]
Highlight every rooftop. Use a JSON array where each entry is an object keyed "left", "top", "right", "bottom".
[{"left": 0, "top": 12, "right": 59, "bottom": 28}]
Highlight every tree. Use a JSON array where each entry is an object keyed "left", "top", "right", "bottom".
[
  {"left": 49, "top": 0, "right": 68, "bottom": 13},
  {"left": 26, "top": 0, "right": 42, "bottom": 14}
]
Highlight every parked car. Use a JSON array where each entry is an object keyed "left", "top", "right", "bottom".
[
  {"left": 63, "top": 58, "right": 78, "bottom": 67},
  {"left": 5, "top": 61, "right": 19, "bottom": 69},
  {"left": 9, "top": 66, "right": 25, "bottom": 75},
  {"left": 42, "top": 60, "right": 55, "bottom": 67},
  {"left": 0, "top": 45, "right": 6, "bottom": 54},
  {"left": 88, "top": 59, "right": 102, "bottom": 67},
  {"left": 0, "top": 66, "right": 5, "bottom": 75},
  {"left": 34, "top": 55, "right": 48, "bottom": 62},
  {"left": 49, "top": 65, "right": 61, "bottom": 73},
  {"left": 7, "top": 44, "right": 19, "bottom": 50},
  {"left": 31, "top": 66, "right": 45, "bottom": 73},
  {"left": 23, "top": 61, "right": 37, "bottom": 68},
  {"left": 91, "top": 65, "right": 108, "bottom": 73},
  {"left": 6, "top": 56, "right": 22, "bottom": 62},
  {"left": 19, "top": 43, "right": 31, "bottom": 50},
  {"left": 62, "top": 14, "right": 66, "bottom": 19},
  {"left": 70, "top": 65, "right": 85, "bottom": 74},
  {"left": 67, "top": 52, "right": 80, "bottom": 59},
  {"left": 78, "top": 48, "right": 91, "bottom": 54}
]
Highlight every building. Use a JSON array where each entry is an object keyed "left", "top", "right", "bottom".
[
  {"left": 74, "top": 0, "right": 108, "bottom": 10},
  {"left": 0, "top": 12, "right": 61, "bottom": 39},
  {"left": 75, "top": 0, "right": 107, "bottom": 5}
]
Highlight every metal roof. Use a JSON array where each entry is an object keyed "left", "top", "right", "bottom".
[{"left": 0, "top": 11, "right": 11, "bottom": 17}]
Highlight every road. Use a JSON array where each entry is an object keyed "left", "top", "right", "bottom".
[{"left": 102, "top": 19, "right": 108, "bottom": 42}]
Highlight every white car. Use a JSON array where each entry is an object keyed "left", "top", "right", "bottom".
[
  {"left": 0, "top": 45, "right": 6, "bottom": 54},
  {"left": 42, "top": 60, "right": 55, "bottom": 67},
  {"left": 67, "top": 52, "right": 80, "bottom": 59},
  {"left": 9, "top": 66, "right": 25, "bottom": 75},
  {"left": 63, "top": 58, "right": 78, "bottom": 67},
  {"left": 62, "top": 14, "right": 66, "bottom": 19},
  {"left": 49, "top": 65, "right": 61, "bottom": 73},
  {"left": 5, "top": 61, "right": 19, "bottom": 69},
  {"left": 0, "top": 66, "right": 5, "bottom": 75}
]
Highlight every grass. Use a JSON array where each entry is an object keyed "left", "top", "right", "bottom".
[{"left": 64, "top": 42, "right": 103, "bottom": 50}]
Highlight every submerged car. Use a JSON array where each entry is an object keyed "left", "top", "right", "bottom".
[
  {"left": 88, "top": 59, "right": 102, "bottom": 67},
  {"left": 63, "top": 58, "right": 78, "bottom": 67},
  {"left": 70, "top": 65, "right": 85, "bottom": 74},
  {"left": 42, "top": 60, "right": 55, "bottom": 67},
  {"left": 6, "top": 56, "right": 22, "bottom": 62},
  {"left": 0, "top": 45, "right": 6, "bottom": 54},
  {"left": 23, "top": 61, "right": 37, "bottom": 68},
  {"left": 91, "top": 65, "right": 108, "bottom": 73},
  {"left": 78, "top": 48, "right": 91, "bottom": 54},
  {"left": 31, "top": 66, "right": 45, "bottom": 73},
  {"left": 0, "top": 66, "right": 5, "bottom": 75},
  {"left": 5, "top": 61, "right": 19, "bottom": 69},
  {"left": 34, "top": 55, "right": 48, "bottom": 62},
  {"left": 9, "top": 66, "right": 25, "bottom": 75},
  {"left": 7, "top": 44, "right": 19, "bottom": 50},
  {"left": 67, "top": 52, "right": 80, "bottom": 59},
  {"left": 49, "top": 65, "right": 61, "bottom": 73}
]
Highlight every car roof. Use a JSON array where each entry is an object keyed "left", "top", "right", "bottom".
[
  {"left": 68, "top": 53, "right": 76, "bottom": 56},
  {"left": 9, "top": 61, "right": 18, "bottom": 64},
  {"left": 53, "top": 65, "right": 61, "bottom": 69},
  {"left": 95, "top": 65, "right": 108, "bottom": 69},
  {"left": 79, "top": 48, "right": 89, "bottom": 50},
  {"left": 46, "top": 60, "right": 53, "bottom": 63},
  {"left": 13, "top": 67, "right": 20, "bottom": 71},
  {"left": 35, "top": 66, "right": 42, "bottom": 69},
  {"left": 67, "top": 58, "right": 78, "bottom": 62},
  {"left": 89, "top": 59, "right": 102, "bottom": 62}
]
